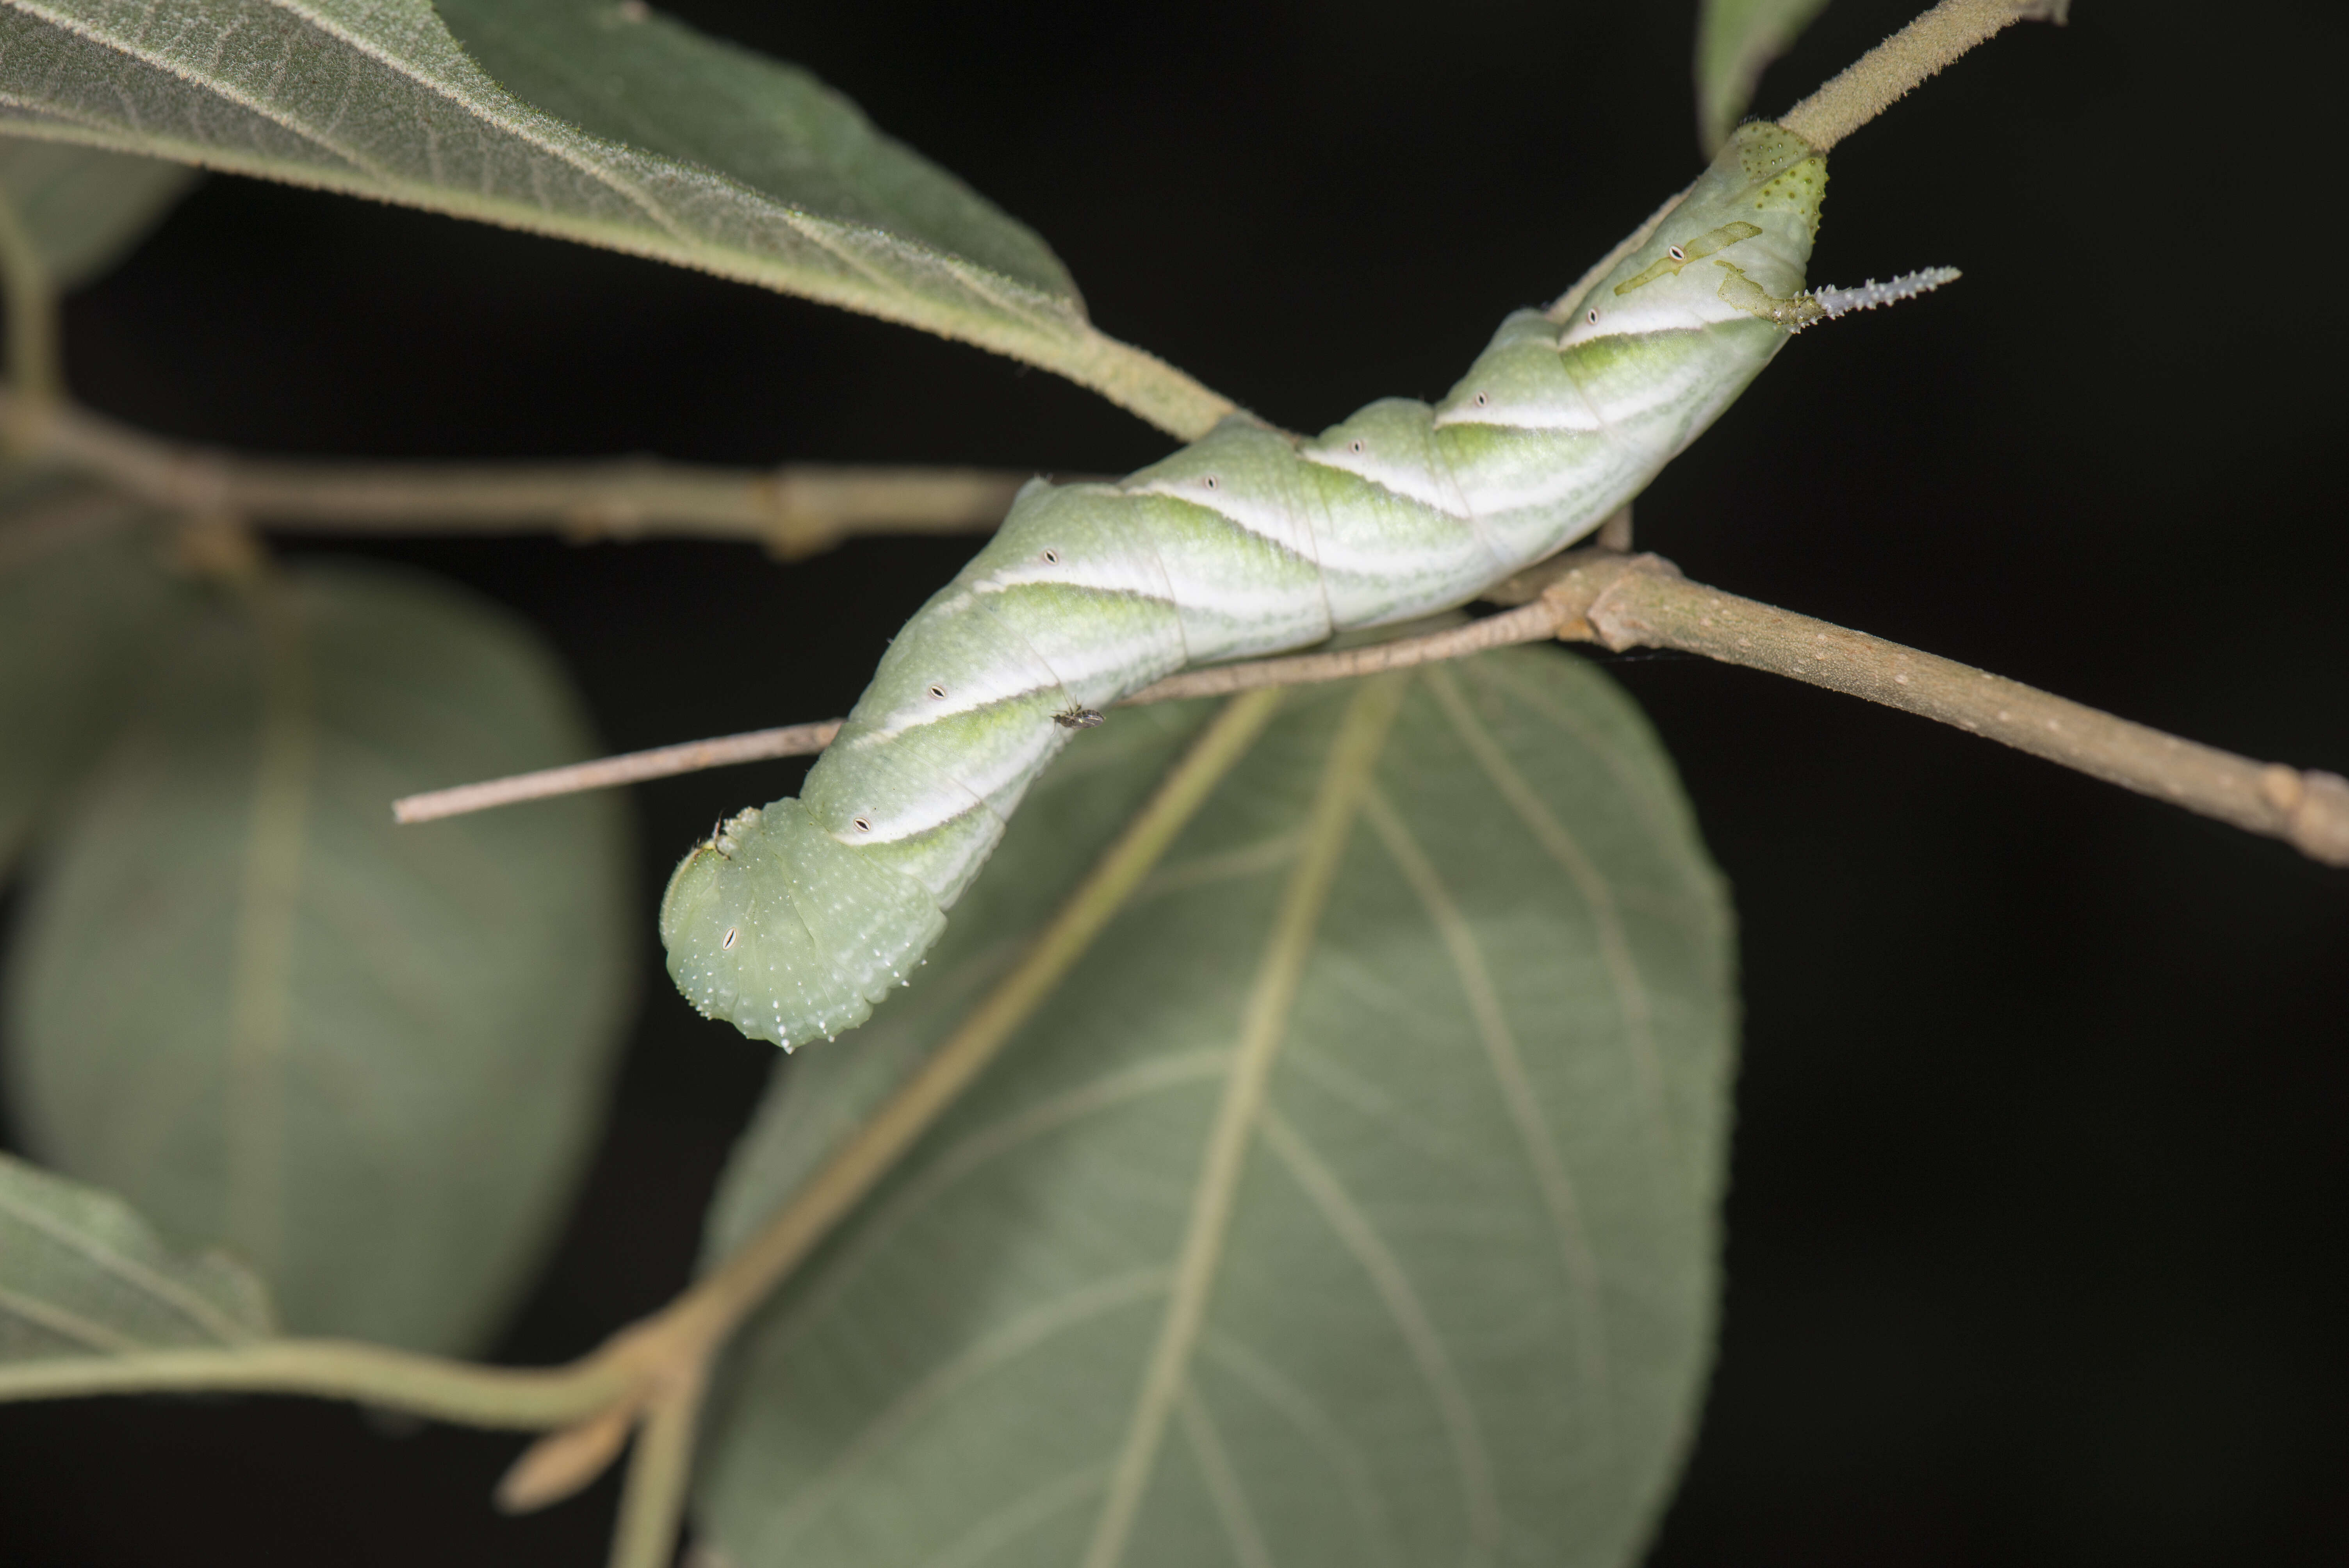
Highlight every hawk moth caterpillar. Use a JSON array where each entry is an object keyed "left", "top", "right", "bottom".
[{"left": 660, "top": 121, "right": 1948, "bottom": 1050}]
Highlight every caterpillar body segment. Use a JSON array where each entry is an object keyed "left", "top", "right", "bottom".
[{"left": 665, "top": 122, "right": 1857, "bottom": 1051}]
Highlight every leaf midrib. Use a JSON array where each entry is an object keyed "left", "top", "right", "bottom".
[{"left": 1080, "top": 673, "right": 1410, "bottom": 1568}]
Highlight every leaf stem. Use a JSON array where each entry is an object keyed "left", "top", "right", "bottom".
[
  {"left": 0, "top": 1338, "right": 632, "bottom": 1427},
  {"left": 0, "top": 193, "right": 61, "bottom": 452},
  {"left": 1555, "top": 0, "right": 2063, "bottom": 322},
  {"left": 1779, "top": 0, "right": 2070, "bottom": 152},
  {"left": 604, "top": 1366, "right": 709, "bottom": 1568}
]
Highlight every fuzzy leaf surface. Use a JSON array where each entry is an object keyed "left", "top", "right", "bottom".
[
  {"left": 0, "top": 0, "right": 1222, "bottom": 434},
  {"left": 3, "top": 562, "right": 632, "bottom": 1353},
  {"left": 698, "top": 652, "right": 1737, "bottom": 1568}
]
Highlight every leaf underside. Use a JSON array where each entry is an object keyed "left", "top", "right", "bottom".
[
  {"left": 698, "top": 651, "right": 1737, "bottom": 1568},
  {"left": 0, "top": 0, "right": 1223, "bottom": 434}
]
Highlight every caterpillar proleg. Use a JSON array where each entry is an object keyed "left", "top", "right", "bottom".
[{"left": 663, "top": 121, "right": 1936, "bottom": 1050}]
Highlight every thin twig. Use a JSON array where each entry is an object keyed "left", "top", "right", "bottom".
[
  {"left": 1531, "top": 557, "right": 2349, "bottom": 868},
  {"left": 1118, "top": 603, "right": 1565, "bottom": 704},
  {"left": 394, "top": 723, "right": 845, "bottom": 823},
  {"left": 0, "top": 390, "right": 1028, "bottom": 559},
  {"left": 1779, "top": 0, "right": 2069, "bottom": 151},
  {"left": 400, "top": 547, "right": 2349, "bottom": 871},
  {"left": 389, "top": 608, "right": 1567, "bottom": 824}
]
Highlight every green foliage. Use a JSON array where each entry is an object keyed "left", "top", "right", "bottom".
[
  {"left": 2, "top": 559, "right": 634, "bottom": 1353},
  {"left": 698, "top": 654, "right": 1735, "bottom": 1568},
  {"left": 434, "top": 0, "right": 1073, "bottom": 299},
  {"left": 0, "top": 476, "right": 175, "bottom": 875},
  {"left": 0, "top": 140, "right": 199, "bottom": 291},
  {"left": 0, "top": 0, "right": 1223, "bottom": 435},
  {"left": 0, "top": 1150, "right": 276, "bottom": 1360},
  {"left": 0, "top": 0, "right": 1901, "bottom": 1556},
  {"left": 1697, "top": 0, "right": 1834, "bottom": 151}
]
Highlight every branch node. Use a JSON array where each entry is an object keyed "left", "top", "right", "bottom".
[
  {"left": 2284, "top": 770, "right": 2349, "bottom": 867},
  {"left": 497, "top": 1402, "right": 641, "bottom": 1514}
]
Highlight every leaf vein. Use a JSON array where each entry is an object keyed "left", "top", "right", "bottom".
[
  {"left": 766, "top": 1268, "right": 1171, "bottom": 1554},
  {"left": 1360, "top": 786, "right": 1615, "bottom": 1440},
  {"left": 1424, "top": 665, "right": 1674, "bottom": 1162},
  {"left": 1259, "top": 1110, "right": 1502, "bottom": 1554}
]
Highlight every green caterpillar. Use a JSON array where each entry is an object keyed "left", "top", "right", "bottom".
[{"left": 661, "top": 121, "right": 1951, "bottom": 1050}]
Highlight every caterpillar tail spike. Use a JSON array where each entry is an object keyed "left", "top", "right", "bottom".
[
  {"left": 1804, "top": 267, "right": 1963, "bottom": 327},
  {"left": 665, "top": 121, "right": 1844, "bottom": 1052}
]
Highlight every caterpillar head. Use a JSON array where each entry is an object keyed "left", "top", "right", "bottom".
[
  {"left": 661, "top": 798, "right": 945, "bottom": 1050},
  {"left": 1564, "top": 121, "right": 1827, "bottom": 346}
]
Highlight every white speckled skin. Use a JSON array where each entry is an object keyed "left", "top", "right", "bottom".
[{"left": 663, "top": 123, "right": 1828, "bottom": 1050}]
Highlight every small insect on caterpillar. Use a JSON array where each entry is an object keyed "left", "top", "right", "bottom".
[{"left": 660, "top": 121, "right": 1955, "bottom": 1051}]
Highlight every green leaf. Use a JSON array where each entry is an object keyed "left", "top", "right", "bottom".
[
  {"left": 0, "top": 472, "right": 175, "bottom": 876},
  {"left": 0, "top": 1151, "right": 275, "bottom": 1362},
  {"left": 434, "top": 0, "right": 1071, "bottom": 301},
  {"left": 2, "top": 560, "right": 633, "bottom": 1354},
  {"left": 0, "top": 0, "right": 1226, "bottom": 437},
  {"left": 0, "top": 138, "right": 200, "bottom": 289},
  {"left": 1697, "top": 0, "right": 1834, "bottom": 153},
  {"left": 697, "top": 653, "right": 1736, "bottom": 1568}
]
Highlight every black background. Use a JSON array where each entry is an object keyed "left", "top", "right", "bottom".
[{"left": 3, "top": 0, "right": 2345, "bottom": 1563}]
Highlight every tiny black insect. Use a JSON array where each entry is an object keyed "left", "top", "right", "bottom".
[{"left": 1054, "top": 706, "right": 1106, "bottom": 730}]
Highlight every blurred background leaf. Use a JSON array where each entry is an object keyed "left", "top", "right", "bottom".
[
  {"left": 0, "top": 140, "right": 200, "bottom": 292},
  {"left": 0, "top": 1151, "right": 275, "bottom": 1362},
  {"left": 2, "top": 559, "right": 635, "bottom": 1354},
  {"left": 1696, "top": 0, "right": 1834, "bottom": 152},
  {"left": 697, "top": 651, "right": 1736, "bottom": 1568},
  {"left": 0, "top": 474, "right": 176, "bottom": 877}
]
